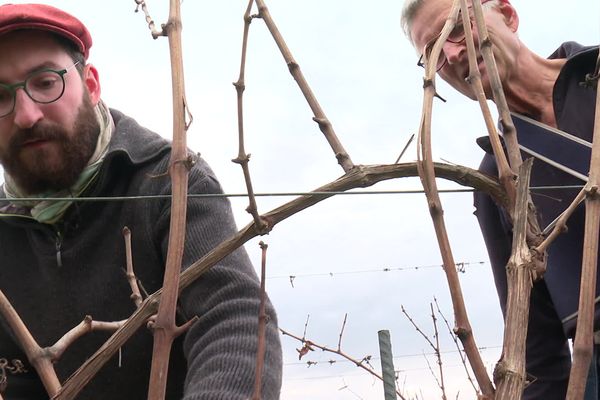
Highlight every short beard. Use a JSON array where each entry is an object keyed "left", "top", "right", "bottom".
[{"left": 1, "top": 95, "right": 100, "bottom": 195}]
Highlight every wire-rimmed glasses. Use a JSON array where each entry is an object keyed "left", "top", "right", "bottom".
[
  {"left": 416, "top": 0, "right": 498, "bottom": 72},
  {"left": 417, "top": 18, "right": 473, "bottom": 72}
]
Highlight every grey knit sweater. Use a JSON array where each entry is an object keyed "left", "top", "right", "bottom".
[{"left": 0, "top": 109, "right": 282, "bottom": 399}]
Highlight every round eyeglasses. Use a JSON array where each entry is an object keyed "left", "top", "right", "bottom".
[
  {"left": 0, "top": 61, "right": 81, "bottom": 118},
  {"left": 417, "top": 18, "right": 472, "bottom": 72},
  {"left": 416, "top": 0, "right": 497, "bottom": 72}
]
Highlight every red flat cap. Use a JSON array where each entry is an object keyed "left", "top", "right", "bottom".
[{"left": 0, "top": 3, "right": 92, "bottom": 59}]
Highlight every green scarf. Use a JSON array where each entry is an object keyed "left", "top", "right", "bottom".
[{"left": 3, "top": 101, "right": 114, "bottom": 225}]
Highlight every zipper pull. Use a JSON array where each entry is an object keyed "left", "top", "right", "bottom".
[{"left": 55, "top": 232, "right": 63, "bottom": 268}]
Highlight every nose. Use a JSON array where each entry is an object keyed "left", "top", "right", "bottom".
[
  {"left": 442, "top": 40, "right": 466, "bottom": 66},
  {"left": 12, "top": 88, "right": 43, "bottom": 129}
]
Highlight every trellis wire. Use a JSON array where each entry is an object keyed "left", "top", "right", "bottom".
[{"left": 0, "top": 185, "right": 585, "bottom": 203}]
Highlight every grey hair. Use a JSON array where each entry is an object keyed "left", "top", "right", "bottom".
[
  {"left": 400, "top": 0, "right": 426, "bottom": 47},
  {"left": 401, "top": 0, "right": 502, "bottom": 48}
]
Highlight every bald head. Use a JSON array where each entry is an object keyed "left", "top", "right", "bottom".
[
  {"left": 400, "top": 0, "right": 427, "bottom": 46},
  {"left": 401, "top": 0, "right": 503, "bottom": 48},
  {"left": 401, "top": 0, "right": 521, "bottom": 101}
]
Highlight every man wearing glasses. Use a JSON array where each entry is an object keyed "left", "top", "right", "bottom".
[
  {"left": 402, "top": 0, "right": 598, "bottom": 398},
  {"left": 0, "top": 3, "right": 282, "bottom": 399}
]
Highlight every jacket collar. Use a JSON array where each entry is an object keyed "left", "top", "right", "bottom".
[
  {"left": 548, "top": 41, "right": 598, "bottom": 61},
  {"left": 105, "top": 108, "right": 172, "bottom": 166},
  {"left": 0, "top": 109, "right": 172, "bottom": 217},
  {"left": 551, "top": 43, "right": 598, "bottom": 127}
]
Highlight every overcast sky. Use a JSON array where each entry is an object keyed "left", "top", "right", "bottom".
[{"left": 4, "top": 1, "right": 600, "bottom": 399}]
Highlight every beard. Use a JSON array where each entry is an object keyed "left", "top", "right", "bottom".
[{"left": 0, "top": 95, "right": 100, "bottom": 195}]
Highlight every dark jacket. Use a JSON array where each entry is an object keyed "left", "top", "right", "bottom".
[
  {"left": 475, "top": 42, "right": 598, "bottom": 399},
  {"left": 0, "top": 109, "right": 282, "bottom": 399}
]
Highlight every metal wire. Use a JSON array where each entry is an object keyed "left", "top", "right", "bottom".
[{"left": 0, "top": 185, "right": 585, "bottom": 203}]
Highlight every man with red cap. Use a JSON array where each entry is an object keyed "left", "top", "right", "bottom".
[
  {"left": 0, "top": 3, "right": 282, "bottom": 399},
  {"left": 402, "top": 0, "right": 598, "bottom": 398}
]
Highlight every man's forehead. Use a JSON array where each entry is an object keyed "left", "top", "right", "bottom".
[
  {"left": 0, "top": 31, "right": 70, "bottom": 78},
  {"left": 414, "top": 0, "right": 454, "bottom": 24},
  {"left": 413, "top": 0, "right": 494, "bottom": 24},
  {"left": 410, "top": 0, "right": 454, "bottom": 48}
]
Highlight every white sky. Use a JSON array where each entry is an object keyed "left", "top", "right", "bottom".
[{"left": 4, "top": 1, "right": 600, "bottom": 399}]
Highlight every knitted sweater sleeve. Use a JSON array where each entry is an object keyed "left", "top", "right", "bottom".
[{"left": 152, "top": 157, "right": 282, "bottom": 400}]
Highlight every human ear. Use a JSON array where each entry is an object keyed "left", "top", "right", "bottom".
[
  {"left": 83, "top": 64, "right": 101, "bottom": 105},
  {"left": 498, "top": 2, "right": 519, "bottom": 32}
]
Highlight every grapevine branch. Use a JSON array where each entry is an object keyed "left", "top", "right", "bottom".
[
  {"left": 0, "top": 224, "right": 149, "bottom": 398},
  {"left": 422, "top": 351, "right": 445, "bottom": 398},
  {"left": 534, "top": 187, "right": 586, "bottom": 255},
  {"left": 280, "top": 318, "right": 407, "bottom": 400},
  {"left": 134, "top": 0, "right": 165, "bottom": 38},
  {"left": 53, "top": 162, "right": 504, "bottom": 400},
  {"left": 253, "top": 0, "right": 354, "bottom": 172},
  {"left": 469, "top": 0, "right": 546, "bottom": 277},
  {"left": 47, "top": 318, "right": 126, "bottom": 363},
  {"left": 565, "top": 49, "right": 600, "bottom": 399},
  {"left": 461, "top": 3, "right": 538, "bottom": 398},
  {"left": 123, "top": 227, "right": 143, "bottom": 308},
  {"left": 251, "top": 241, "right": 269, "bottom": 400},
  {"left": 494, "top": 158, "right": 535, "bottom": 399},
  {"left": 0, "top": 289, "right": 127, "bottom": 398},
  {"left": 131, "top": 1, "right": 198, "bottom": 398},
  {"left": 430, "top": 303, "right": 448, "bottom": 400},
  {"left": 433, "top": 298, "right": 479, "bottom": 395},
  {"left": 337, "top": 313, "right": 348, "bottom": 352},
  {"left": 232, "top": 0, "right": 268, "bottom": 233},
  {"left": 0, "top": 2, "right": 522, "bottom": 399},
  {"left": 469, "top": 0, "right": 521, "bottom": 170},
  {"left": 416, "top": 0, "right": 494, "bottom": 396},
  {"left": 0, "top": 289, "right": 61, "bottom": 397},
  {"left": 302, "top": 314, "right": 310, "bottom": 340},
  {"left": 400, "top": 304, "right": 447, "bottom": 400},
  {"left": 455, "top": 0, "right": 515, "bottom": 203}
]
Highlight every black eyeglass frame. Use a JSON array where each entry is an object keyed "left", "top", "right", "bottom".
[{"left": 0, "top": 60, "right": 81, "bottom": 118}]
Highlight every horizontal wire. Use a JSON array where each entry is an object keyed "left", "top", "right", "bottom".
[
  {"left": 283, "top": 345, "right": 501, "bottom": 367},
  {"left": 0, "top": 185, "right": 585, "bottom": 203},
  {"left": 267, "top": 261, "right": 486, "bottom": 280},
  {"left": 284, "top": 360, "right": 498, "bottom": 381},
  {"left": 283, "top": 351, "right": 501, "bottom": 385},
  {"left": 285, "top": 361, "right": 495, "bottom": 381}
]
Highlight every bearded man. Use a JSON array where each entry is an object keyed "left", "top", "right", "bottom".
[
  {"left": 0, "top": 4, "right": 282, "bottom": 399},
  {"left": 402, "top": 0, "right": 598, "bottom": 398}
]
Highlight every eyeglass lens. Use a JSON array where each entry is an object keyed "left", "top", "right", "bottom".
[
  {"left": 0, "top": 70, "right": 66, "bottom": 118},
  {"left": 447, "top": 20, "right": 467, "bottom": 43},
  {"left": 423, "top": 41, "right": 448, "bottom": 72},
  {"left": 423, "top": 15, "right": 473, "bottom": 71}
]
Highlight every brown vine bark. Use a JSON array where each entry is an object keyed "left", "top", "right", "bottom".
[
  {"left": 253, "top": 0, "right": 354, "bottom": 172},
  {"left": 565, "top": 51, "right": 600, "bottom": 400},
  {"left": 251, "top": 241, "right": 269, "bottom": 400},
  {"left": 494, "top": 158, "right": 534, "bottom": 400},
  {"left": 52, "top": 162, "right": 504, "bottom": 400},
  {"left": 0, "top": 290, "right": 61, "bottom": 396},
  {"left": 146, "top": 0, "right": 196, "bottom": 398},
  {"left": 232, "top": 0, "right": 269, "bottom": 233},
  {"left": 416, "top": 0, "right": 494, "bottom": 396},
  {"left": 469, "top": 0, "right": 546, "bottom": 277}
]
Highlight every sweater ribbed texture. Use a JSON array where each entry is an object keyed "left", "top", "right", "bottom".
[{"left": 0, "top": 109, "right": 282, "bottom": 399}]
